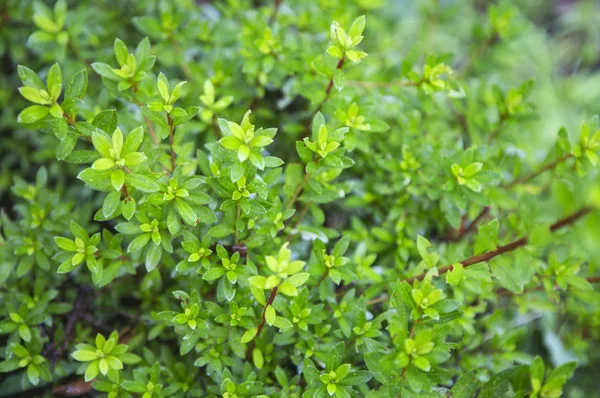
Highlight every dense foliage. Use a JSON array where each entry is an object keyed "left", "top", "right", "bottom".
[{"left": 1, "top": 0, "right": 600, "bottom": 397}]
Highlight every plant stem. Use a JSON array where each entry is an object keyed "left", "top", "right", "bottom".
[
  {"left": 400, "top": 319, "right": 420, "bottom": 380},
  {"left": 246, "top": 287, "right": 278, "bottom": 360},
  {"left": 269, "top": 0, "right": 283, "bottom": 24},
  {"left": 346, "top": 79, "right": 424, "bottom": 89},
  {"left": 446, "top": 206, "right": 490, "bottom": 242},
  {"left": 167, "top": 113, "right": 176, "bottom": 171},
  {"left": 304, "top": 56, "right": 345, "bottom": 138},
  {"left": 132, "top": 87, "right": 159, "bottom": 144},
  {"left": 406, "top": 207, "right": 592, "bottom": 284},
  {"left": 488, "top": 111, "right": 508, "bottom": 143},
  {"left": 212, "top": 114, "right": 221, "bottom": 138},
  {"left": 367, "top": 207, "right": 592, "bottom": 305},
  {"left": 234, "top": 202, "right": 241, "bottom": 244},
  {"left": 503, "top": 154, "right": 574, "bottom": 189},
  {"left": 285, "top": 172, "right": 311, "bottom": 212},
  {"left": 170, "top": 35, "right": 193, "bottom": 80},
  {"left": 497, "top": 275, "right": 600, "bottom": 296}
]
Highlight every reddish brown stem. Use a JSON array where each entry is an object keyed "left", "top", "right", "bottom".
[
  {"left": 503, "top": 154, "right": 574, "bottom": 190},
  {"left": 406, "top": 207, "right": 592, "bottom": 284},
  {"left": 446, "top": 206, "right": 491, "bottom": 242},
  {"left": 132, "top": 88, "right": 159, "bottom": 145},
  {"left": 346, "top": 79, "right": 424, "bottom": 89},
  {"left": 497, "top": 275, "right": 600, "bottom": 296},
  {"left": 167, "top": 113, "right": 176, "bottom": 171},
  {"left": 269, "top": 0, "right": 282, "bottom": 24},
  {"left": 246, "top": 287, "right": 278, "bottom": 360},
  {"left": 313, "top": 57, "right": 345, "bottom": 116},
  {"left": 488, "top": 112, "right": 508, "bottom": 143}
]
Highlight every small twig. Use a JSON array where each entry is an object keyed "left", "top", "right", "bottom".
[
  {"left": 268, "top": 0, "right": 283, "bottom": 25},
  {"left": 496, "top": 275, "right": 600, "bottom": 296},
  {"left": 503, "top": 154, "right": 574, "bottom": 190},
  {"left": 407, "top": 207, "right": 592, "bottom": 284},
  {"left": 302, "top": 57, "right": 345, "bottom": 139},
  {"left": 367, "top": 207, "right": 593, "bottom": 305},
  {"left": 346, "top": 79, "right": 423, "bottom": 89},
  {"left": 167, "top": 113, "right": 176, "bottom": 171},
  {"left": 488, "top": 112, "right": 508, "bottom": 143},
  {"left": 132, "top": 87, "right": 159, "bottom": 145},
  {"left": 400, "top": 319, "right": 420, "bottom": 379},
  {"left": 211, "top": 114, "right": 221, "bottom": 138},
  {"left": 291, "top": 202, "right": 311, "bottom": 229},
  {"left": 246, "top": 287, "right": 278, "bottom": 360},
  {"left": 285, "top": 172, "right": 311, "bottom": 212},
  {"left": 446, "top": 207, "right": 491, "bottom": 242},
  {"left": 234, "top": 202, "right": 241, "bottom": 244},
  {"left": 170, "top": 35, "right": 193, "bottom": 80}
]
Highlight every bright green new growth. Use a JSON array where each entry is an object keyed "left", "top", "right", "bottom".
[{"left": 0, "top": 1, "right": 599, "bottom": 397}]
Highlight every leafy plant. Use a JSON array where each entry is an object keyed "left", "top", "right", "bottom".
[{"left": 0, "top": 0, "right": 600, "bottom": 397}]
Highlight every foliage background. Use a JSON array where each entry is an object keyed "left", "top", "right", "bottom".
[{"left": 1, "top": 0, "right": 600, "bottom": 397}]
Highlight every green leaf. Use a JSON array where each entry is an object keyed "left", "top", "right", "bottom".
[
  {"left": 265, "top": 305, "right": 276, "bottom": 326},
  {"left": 207, "top": 224, "right": 234, "bottom": 238},
  {"left": 241, "top": 327, "right": 258, "bottom": 343},
  {"left": 65, "top": 69, "right": 88, "bottom": 100},
  {"left": 111, "top": 169, "right": 125, "bottom": 191},
  {"left": 92, "top": 109, "right": 117, "bottom": 134},
  {"left": 338, "top": 370, "right": 373, "bottom": 386},
  {"left": 72, "top": 350, "right": 99, "bottom": 362},
  {"left": 474, "top": 219, "right": 498, "bottom": 255},
  {"left": 102, "top": 190, "right": 121, "bottom": 217},
  {"left": 203, "top": 267, "right": 226, "bottom": 281},
  {"left": 326, "top": 342, "right": 344, "bottom": 371},
  {"left": 175, "top": 199, "right": 197, "bottom": 225},
  {"left": 480, "top": 366, "right": 521, "bottom": 398},
  {"left": 451, "top": 370, "right": 480, "bottom": 398},
  {"left": 333, "top": 70, "right": 345, "bottom": 92},
  {"left": 18, "top": 65, "right": 45, "bottom": 89},
  {"left": 122, "top": 198, "right": 136, "bottom": 220},
  {"left": 114, "top": 38, "right": 129, "bottom": 66},
  {"left": 125, "top": 174, "right": 159, "bottom": 192},
  {"left": 127, "top": 233, "right": 151, "bottom": 253},
  {"left": 56, "top": 133, "right": 78, "bottom": 160},
  {"left": 18, "top": 105, "right": 49, "bottom": 124},
  {"left": 84, "top": 360, "right": 99, "bottom": 382},
  {"left": 123, "top": 126, "right": 144, "bottom": 154},
  {"left": 145, "top": 244, "right": 162, "bottom": 272},
  {"left": 349, "top": 16, "right": 366, "bottom": 38},
  {"left": 54, "top": 237, "right": 76, "bottom": 251}
]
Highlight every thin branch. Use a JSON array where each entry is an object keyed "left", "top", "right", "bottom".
[
  {"left": 497, "top": 275, "right": 600, "bottom": 297},
  {"left": 132, "top": 87, "right": 159, "bottom": 145},
  {"left": 406, "top": 207, "right": 592, "bottom": 284},
  {"left": 301, "top": 57, "right": 346, "bottom": 139},
  {"left": 268, "top": 0, "right": 283, "bottom": 25},
  {"left": 170, "top": 35, "right": 193, "bottom": 80},
  {"left": 167, "top": 113, "right": 177, "bottom": 171},
  {"left": 346, "top": 79, "right": 423, "bottom": 89},
  {"left": 284, "top": 172, "right": 311, "bottom": 212},
  {"left": 367, "top": 207, "right": 592, "bottom": 305},
  {"left": 246, "top": 287, "right": 278, "bottom": 360},
  {"left": 487, "top": 111, "right": 508, "bottom": 143},
  {"left": 234, "top": 202, "right": 241, "bottom": 244},
  {"left": 503, "top": 154, "right": 574, "bottom": 190},
  {"left": 400, "top": 319, "right": 420, "bottom": 380},
  {"left": 446, "top": 206, "right": 490, "bottom": 242}
]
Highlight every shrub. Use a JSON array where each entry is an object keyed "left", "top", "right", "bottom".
[{"left": 1, "top": 0, "right": 600, "bottom": 397}]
